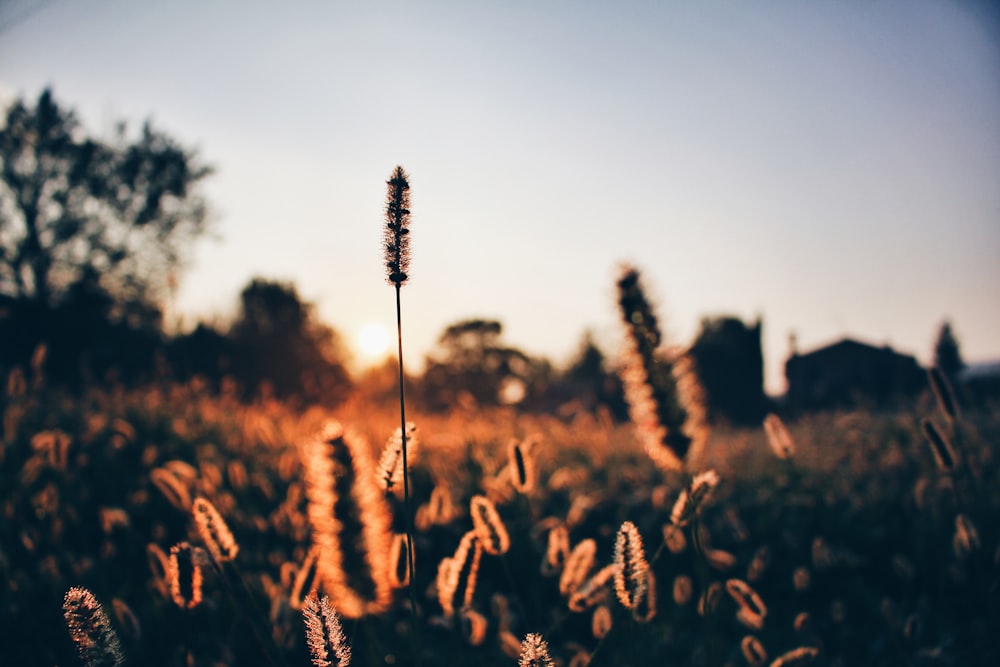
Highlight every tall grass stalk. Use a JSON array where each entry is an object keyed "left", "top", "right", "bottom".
[{"left": 383, "top": 165, "right": 421, "bottom": 656}]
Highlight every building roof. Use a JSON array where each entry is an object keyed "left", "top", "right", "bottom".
[{"left": 790, "top": 337, "right": 916, "bottom": 362}]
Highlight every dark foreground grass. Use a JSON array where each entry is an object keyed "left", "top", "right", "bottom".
[{"left": 2, "top": 379, "right": 998, "bottom": 666}]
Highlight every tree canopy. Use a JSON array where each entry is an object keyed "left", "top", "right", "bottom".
[
  {"left": 933, "top": 320, "right": 965, "bottom": 383},
  {"left": 420, "top": 318, "right": 548, "bottom": 410},
  {"left": 0, "top": 88, "right": 212, "bottom": 318},
  {"left": 688, "top": 316, "right": 767, "bottom": 424},
  {"left": 230, "top": 277, "right": 352, "bottom": 405}
]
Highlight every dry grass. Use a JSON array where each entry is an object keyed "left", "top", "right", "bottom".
[{"left": 1, "top": 375, "right": 999, "bottom": 666}]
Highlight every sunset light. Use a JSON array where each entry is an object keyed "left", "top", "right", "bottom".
[
  {"left": 357, "top": 321, "right": 391, "bottom": 360},
  {"left": 0, "top": 2, "right": 998, "bottom": 665}
]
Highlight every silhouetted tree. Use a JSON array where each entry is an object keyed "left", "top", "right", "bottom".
[
  {"left": 688, "top": 316, "right": 767, "bottom": 424},
  {"left": 933, "top": 321, "right": 965, "bottom": 384},
  {"left": 420, "top": 318, "right": 545, "bottom": 410},
  {"left": 0, "top": 88, "right": 211, "bottom": 313},
  {"left": 0, "top": 89, "right": 211, "bottom": 385},
  {"left": 230, "top": 277, "right": 351, "bottom": 405},
  {"left": 165, "top": 322, "right": 234, "bottom": 388},
  {"left": 560, "top": 331, "right": 628, "bottom": 419}
]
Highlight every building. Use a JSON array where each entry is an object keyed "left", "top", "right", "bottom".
[{"left": 784, "top": 337, "right": 925, "bottom": 411}]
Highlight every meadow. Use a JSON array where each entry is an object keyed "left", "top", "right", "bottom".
[{"left": 2, "top": 363, "right": 997, "bottom": 666}]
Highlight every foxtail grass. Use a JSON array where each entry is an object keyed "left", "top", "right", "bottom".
[
  {"left": 300, "top": 421, "right": 393, "bottom": 619},
  {"left": 518, "top": 632, "right": 555, "bottom": 667},
  {"left": 383, "top": 166, "right": 420, "bottom": 647},
  {"left": 303, "top": 592, "right": 351, "bottom": 667},
  {"left": 615, "top": 265, "right": 708, "bottom": 474},
  {"left": 612, "top": 520, "right": 648, "bottom": 611},
  {"left": 63, "top": 586, "right": 124, "bottom": 667}
]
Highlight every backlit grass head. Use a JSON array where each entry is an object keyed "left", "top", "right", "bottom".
[
  {"left": 616, "top": 264, "right": 706, "bottom": 472},
  {"left": 384, "top": 165, "right": 411, "bottom": 287}
]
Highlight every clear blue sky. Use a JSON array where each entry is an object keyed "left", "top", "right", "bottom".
[{"left": 2, "top": 0, "right": 998, "bottom": 393}]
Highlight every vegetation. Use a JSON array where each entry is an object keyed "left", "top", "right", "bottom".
[
  {"left": 2, "top": 369, "right": 998, "bottom": 666},
  {"left": 1, "top": 91, "right": 997, "bottom": 667}
]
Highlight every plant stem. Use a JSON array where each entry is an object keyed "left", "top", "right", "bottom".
[{"left": 395, "top": 284, "right": 422, "bottom": 663}]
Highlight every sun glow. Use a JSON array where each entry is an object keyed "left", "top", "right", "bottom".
[{"left": 357, "top": 322, "right": 391, "bottom": 360}]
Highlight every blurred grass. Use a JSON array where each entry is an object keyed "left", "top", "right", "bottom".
[{"left": 2, "top": 376, "right": 998, "bottom": 666}]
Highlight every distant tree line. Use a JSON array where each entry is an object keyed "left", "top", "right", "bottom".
[
  {"left": 0, "top": 90, "right": 777, "bottom": 418},
  {"left": 0, "top": 89, "right": 354, "bottom": 406},
  {"left": 14, "top": 88, "right": 970, "bottom": 419}
]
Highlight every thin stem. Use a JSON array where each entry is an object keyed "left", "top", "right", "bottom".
[{"left": 395, "top": 284, "right": 422, "bottom": 663}]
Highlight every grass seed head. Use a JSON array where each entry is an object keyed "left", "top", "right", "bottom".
[
  {"left": 63, "top": 586, "right": 124, "bottom": 667},
  {"left": 303, "top": 592, "right": 351, "bottom": 667},
  {"left": 613, "top": 520, "right": 649, "bottom": 610},
  {"left": 509, "top": 437, "right": 537, "bottom": 493},
  {"left": 671, "top": 470, "right": 720, "bottom": 527},
  {"left": 921, "top": 419, "right": 957, "bottom": 472},
  {"left": 616, "top": 265, "right": 699, "bottom": 472},
  {"left": 192, "top": 496, "right": 239, "bottom": 563},
  {"left": 470, "top": 494, "right": 510, "bottom": 556},
  {"left": 168, "top": 542, "right": 205, "bottom": 609},
  {"left": 460, "top": 607, "right": 488, "bottom": 646},
  {"left": 673, "top": 574, "right": 693, "bottom": 605},
  {"left": 384, "top": 165, "right": 412, "bottom": 287},
  {"left": 300, "top": 421, "right": 393, "bottom": 618},
  {"left": 741, "top": 635, "right": 768, "bottom": 666},
  {"left": 519, "top": 632, "right": 555, "bottom": 667},
  {"left": 769, "top": 646, "right": 819, "bottom": 667},
  {"left": 763, "top": 413, "right": 795, "bottom": 460},
  {"left": 591, "top": 605, "right": 613, "bottom": 639},
  {"left": 377, "top": 422, "right": 418, "bottom": 495},
  {"left": 560, "top": 538, "right": 597, "bottom": 596},
  {"left": 928, "top": 366, "right": 960, "bottom": 423}
]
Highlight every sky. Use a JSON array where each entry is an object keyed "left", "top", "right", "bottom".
[{"left": 1, "top": 0, "right": 998, "bottom": 393}]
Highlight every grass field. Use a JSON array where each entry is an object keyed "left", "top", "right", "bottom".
[{"left": 2, "top": 371, "right": 997, "bottom": 666}]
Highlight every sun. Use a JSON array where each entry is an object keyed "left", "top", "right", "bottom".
[{"left": 357, "top": 322, "right": 391, "bottom": 360}]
